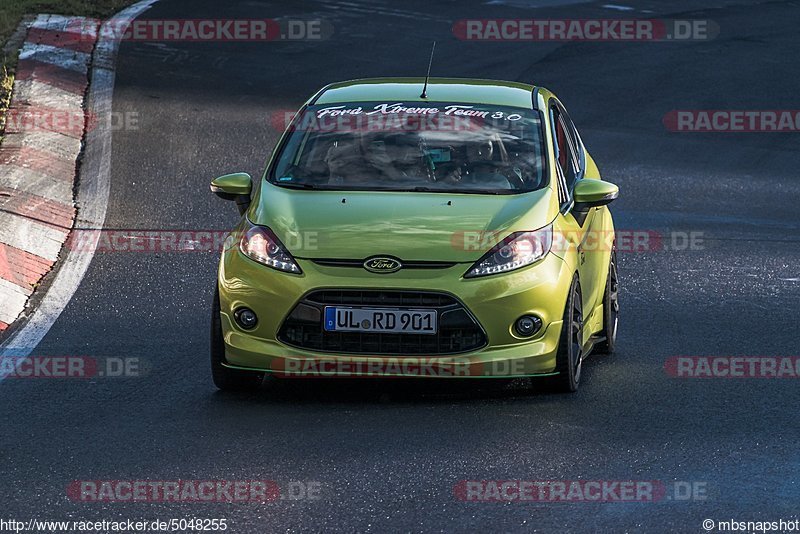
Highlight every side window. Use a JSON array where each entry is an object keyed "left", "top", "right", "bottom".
[
  {"left": 550, "top": 104, "right": 577, "bottom": 205},
  {"left": 560, "top": 107, "right": 584, "bottom": 177}
]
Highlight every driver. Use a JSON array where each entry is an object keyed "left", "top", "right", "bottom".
[
  {"left": 465, "top": 140, "right": 496, "bottom": 175},
  {"left": 361, "top": 133, "right": 429, "bottom": 181}
]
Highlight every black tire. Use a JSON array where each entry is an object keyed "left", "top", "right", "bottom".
[
  {"left": 542, "top": 275, "right": 584, "bottom": 393},
  {"left": 595, "top": 250, "right": 619, "bottom": 355},
  {"left": 211, "top": 286, "right": 264, "bottom": 391}
]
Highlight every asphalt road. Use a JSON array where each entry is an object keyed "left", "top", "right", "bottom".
[{"left": 2, "top": 0, "right": 800, "bottom": 531}]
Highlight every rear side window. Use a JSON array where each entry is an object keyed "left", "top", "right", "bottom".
[
  {"left": 550, "top": 104, "right": 578, "bottom": 204},
  {"left": 559, "top": 107, "right": 584, "bottom": 177}
]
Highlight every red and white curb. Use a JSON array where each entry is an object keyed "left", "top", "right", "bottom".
[
  {"left": 0, "top": 1, "right": 158, "bottom": 355},
  {"left": 0, "top": 15, "right": 100, "bottom": 332}
]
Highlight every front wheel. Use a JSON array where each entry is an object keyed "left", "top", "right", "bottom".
[
  {"left": 595, "top": 250, "right": 619, "bottom": 355},
  {"left": 541, "top": 275, "right": 584, "bottom": 393},
  {"left": 211, "top": 286, "right": 264, "bottom": 391}
]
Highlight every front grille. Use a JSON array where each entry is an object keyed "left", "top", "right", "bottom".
[
  {"left": 277, "top": 290, "right": 487, "bottom": 355},
  {"left": 312, "top": 259, "right": 456, "bottom": 269}
]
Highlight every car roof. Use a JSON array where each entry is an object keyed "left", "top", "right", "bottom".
[{"left": 314, "top": 77, "right": 539, "bottom": 110}]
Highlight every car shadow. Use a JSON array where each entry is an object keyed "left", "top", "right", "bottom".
[{"left": 208, "top": 359, "right": 600, "bottom": 405}]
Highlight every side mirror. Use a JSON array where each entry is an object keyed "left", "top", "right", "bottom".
[
  {"left": 211, "top": 172, "right": 252, "bottom": 215},
  {"left": 573, "top": 179, "right": 619, "bottom": 209}
]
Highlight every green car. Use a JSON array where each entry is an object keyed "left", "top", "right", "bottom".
[{"left": 210, "top": 78, "right": 619, "bottom": 393}]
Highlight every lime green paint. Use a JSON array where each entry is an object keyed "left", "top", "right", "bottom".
[
  {"left": 211, "top": 172, "right": 252, "bottom": 196},
  {"left": 252, "top": 184, "right": 557, "bottom": 263},
  {"left": 315, "top": 77, "right": 537, "bottom": 109},
  {"left": 211, "top": 80, "right": 619, "bottom": 378},
  {"left": 573, "top": 179, "right": 619, "bottom": 206}
]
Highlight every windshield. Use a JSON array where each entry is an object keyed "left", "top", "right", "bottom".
[{"left": 269, "top": 102, "right": 547, "bottom": 194}]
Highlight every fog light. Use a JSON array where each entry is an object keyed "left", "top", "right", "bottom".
[
  {"left": 514, "top": 315, "right": 542, "bottom": 337},
  {"left": 234, "top": 307, "right": 258, "bottom": 330}
]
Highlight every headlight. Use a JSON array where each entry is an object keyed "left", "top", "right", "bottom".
[
  {"left": 464, "top": 225, "right": 552, "bottom": 278},
  {"left": 239, "top": 223, "right": 302, "bottom": 274}
]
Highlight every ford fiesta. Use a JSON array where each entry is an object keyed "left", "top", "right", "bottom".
[{"left": 209, "top": 78, "right": 619, "bottom": 393}]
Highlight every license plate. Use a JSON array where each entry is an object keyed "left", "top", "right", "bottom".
[{"left": 324, "top": 307, "right": 437, "bottom": 334}]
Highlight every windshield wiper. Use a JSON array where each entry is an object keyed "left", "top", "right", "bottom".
[
  {"left": 408, "top": 186, "right": 507, "bottom": 195},
  {"left": 459, "top": 189, "right": 504, "bottom": 195},
  {"left": 274, "top": 182, "right": 320, "bottom": 190}
]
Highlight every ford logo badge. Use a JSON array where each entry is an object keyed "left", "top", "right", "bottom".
[{"left": 363, "top": 256, "right": 402, "bottom": 274}]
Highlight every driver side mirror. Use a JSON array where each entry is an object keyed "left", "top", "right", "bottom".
[
  {"left": 210, "top": 172, "right": 252, "bottom": 215},
  {"left": 573, "top": 179, "right": 619, "bottom": 210}
]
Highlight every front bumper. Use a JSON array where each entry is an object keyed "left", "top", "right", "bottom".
[{"left": 218, "top": 249, "right": 573, "bottom": 378}]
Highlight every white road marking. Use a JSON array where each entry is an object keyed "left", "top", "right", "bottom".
[
  {"left": 0, "top": 279, "right": 32, "bottom": 324},
  {"left": 0, "top": 213, "right": 68, "bottom": 261},
  {"left": 0, "top": 0, "right": 160, "bottom": 362},
  {"left": 30, "top": 14, "right": 92, "bottom": 32},
  {"left": 2, "top": 130, "right": 82, "bottom": 161},
  {"left": 0, "top": 166, "right": 74, "bottom": 204},
  {"left": 18, "top": 44, "right": 91, "bottom": 75},
  {"left": 11, "top": 78, "right": 87, "bottom": 111}
]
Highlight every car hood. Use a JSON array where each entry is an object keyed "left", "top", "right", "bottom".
[{"left": 250, "top": 183, "right": 557, "bottom": 262}]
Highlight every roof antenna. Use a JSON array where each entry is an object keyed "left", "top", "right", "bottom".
[{"left": 420, "top": 41, "right": 436, "bottom": 99}]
